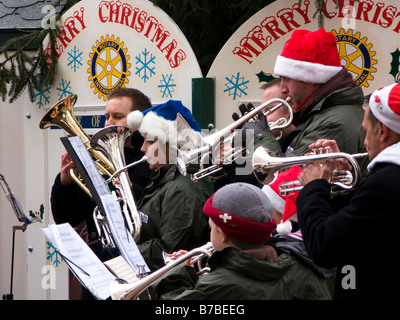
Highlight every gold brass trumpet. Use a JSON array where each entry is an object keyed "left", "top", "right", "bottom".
[
  {"left": 109, "top": 242, "right": 214, "bottom": 300},
  {"left": 176, "top": 97, "right": 293, "bottom": 182},
  {"left": 39, "top": 94, "right": 115, "bottom": 196},
  {"left": 252, "top": 146, "right": 367, "bottom": 194}
]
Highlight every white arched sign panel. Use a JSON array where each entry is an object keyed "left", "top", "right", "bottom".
[
  {"left": 40, "top": 0, "right": 201, "bottom": 110},
  {"left": 208, "top": 0, "right": 400, "bottom": 129}
]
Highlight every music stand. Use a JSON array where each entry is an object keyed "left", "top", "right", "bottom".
[
  {"left": 60, "top": 136, "right": 149, "bottom": 275},
  {"left": 0, "top": 173, "right": 35, "bottom": 300},
  {"left": 59, "top": 136, "right": 109, "bottom": 212}
]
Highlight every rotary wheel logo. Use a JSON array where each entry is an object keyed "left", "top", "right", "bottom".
[
  {"left": 87, "top": 35, "right": 131, "bottom": 101},
  {"left": 332, "top": 28, "right": 377, "bottom": 88}
]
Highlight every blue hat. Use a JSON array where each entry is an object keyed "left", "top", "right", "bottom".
[{"left": 127, "top": 100, "right": 201, "bottom": 147}]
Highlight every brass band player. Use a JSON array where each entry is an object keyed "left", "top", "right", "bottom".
[
  {"left": 127, "top": 100, "right": 210, "bottom": 272},
  {"left": 50, "top": 88, "right": 153, "bottom": 299}
]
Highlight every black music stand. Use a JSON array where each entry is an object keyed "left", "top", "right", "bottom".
[
  {"left": 3, "top": 224, "right": 28, "bottom": 300},
  {"left": 60, "top": 136, "right": 149, "bottom": 277},
  {"left": 0, "top": 173, "right": 35, "bottom": 300},
  {"left": 60, "top": 136, "right": 108, "bottom": 211}
]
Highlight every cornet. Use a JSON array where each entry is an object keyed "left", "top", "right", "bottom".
[
  {"left": 109, "top": 242, "right": 214, "bottom": 300},
  {"left": 252, "top": 146, "right": 367, "bottom": 195},
  {"left": 176, "top": 97, "right": 293, "bottom": 182}
]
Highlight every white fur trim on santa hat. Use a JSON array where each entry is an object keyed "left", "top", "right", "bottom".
[
  {"left": 369, "top": 83, "right": 400, "bottom": 135},
  {"left": 276, "top": 219, "right": 292, "bottom": 236},
  {"left": 138, "top": 111, "right": 176, "bottom": 143},
  {"left": 262, "top": 185, "right": 285, "bottom": 214},
  {"left": 127, "top": 110, "right": 144, "bottom": 132},
  {"left": 274, "top": 55, "right": 342, "bottom": 84}
]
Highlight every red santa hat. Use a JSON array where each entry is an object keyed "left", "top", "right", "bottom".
[
  {"left": 369, "top": 83, "right": 400, "bottom": 135},
  {"left": 262, "top": 166, "right": 302, "bottom": 235},
  {"left": 274, "top": 29, "right": 342, "bottom": 84}
]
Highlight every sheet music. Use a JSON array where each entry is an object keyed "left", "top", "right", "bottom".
[
  {"left": 69, "top": 136, "right": 109, "bottom": 196},
  {"left": 101, "top": 194, "right": 150, "bottom": 274},
  {"left": 103, "top": 256, "right": 138, "bottom": 284},
  {"left": 42, "top": 223, "right": 115, "bottom": 300},
  {"left": 67, "top": 136, "right": 149, "bottom": 275}
]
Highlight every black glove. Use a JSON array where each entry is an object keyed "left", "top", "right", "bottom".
[
  {"left": 241, "top": 112, "right": 268, "bottom": 134},
  {"left": 230, "top": 112, "right": 269, "bottom": 155},
  {"left": 232, "top": 103, "right": 265, "bottom": 126},
  {"left": 232, "top": 103, "right": 254, "bottom": 122}
]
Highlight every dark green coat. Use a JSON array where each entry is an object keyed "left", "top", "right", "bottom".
[
  {"left": 136, "top": 164, "right": 210, "bottom": 271},
  {"left": 149, "top": 246, "right": 332, "bottom": 300}
]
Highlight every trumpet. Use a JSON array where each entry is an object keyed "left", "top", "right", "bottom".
[
  {"left": 39, "top": 94, "right": 115, "bottom": 196},
  {"left": 90, "top": 125, "right": 146, "bottom": 243},
  {"left": 109, "top": 242, "right": 214, "bottom": 300},
  {"left": 176, "top": 97, "right": 293, "bottom": 181},
  {"left": 252, "top": 146, "right": 367, "bottom": 194},
  {"left": 279, "top": 170, "right": 357, "bottom": 196}
]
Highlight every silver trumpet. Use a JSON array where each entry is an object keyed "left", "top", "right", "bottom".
[
  {"left": 252, "top": 146, "right": 367, "bottom": 195},
  {"left": 109, "top": 242, "right": 214, "bottom": 300},
  {"left": 90, "top": 125, "right": 146, "bottom": 244},
  {"left": 176, "top": 97, "right": 293, "bottom": 182}
]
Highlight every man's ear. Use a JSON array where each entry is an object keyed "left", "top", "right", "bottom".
[{"left": 378, "top": 121, "right": 390, "bottom": 142}]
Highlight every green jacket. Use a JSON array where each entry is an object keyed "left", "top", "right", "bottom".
[
  {"left": 255, "top": 74, "right": 368, "bottom": 173},
  {"left": 136, "top": 164, "right": 210, "bottom": 271},
  {"left": 149, "top": 246, "right": 332, "bottom": 300}
]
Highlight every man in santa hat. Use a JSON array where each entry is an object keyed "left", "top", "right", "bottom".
[
  {"left": 296, "top": 83, "right": 400, "bottom": 299},
  {"left": 127, "top": 100, "right": 211, "bottom": 272},
  {"left": 249, "top": 28, "right": 369, "bottom": 237},
  {"left": 254, "top": 28, "right": 367, "bottom": 167}
]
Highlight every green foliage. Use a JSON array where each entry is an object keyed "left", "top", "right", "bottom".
[
  {"left": 0, "top": 28, "right": 58, "bottom": 103},
  {"left": 0, "top": 0, "right": 79, "bottom": 103}
]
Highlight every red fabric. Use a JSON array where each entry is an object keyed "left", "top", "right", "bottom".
[
  {"left": 268, "top": 166, "right": 301, "bottom": 221},
  {"left": 203, "top": 194, "right": 276, "bottom": 243},
  {"left": 388, "top": 84, "right": 400, "bottom": 116},
  {"left": 280, "top": 28, "right": 341, "bottom": 67}
]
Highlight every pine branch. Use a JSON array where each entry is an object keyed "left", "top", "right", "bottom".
[
  {"left": 0, "top": 28, "right": 59, "bottom": 103},
  {"left": 0, "top": 0, "right": 80, "bottom": 103}
]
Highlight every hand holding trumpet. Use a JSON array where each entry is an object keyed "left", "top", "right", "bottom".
[
  {"left": 165, "top": 250, "right": 191, "bottom": 266},
  {"left": 297, "top": 139, "right": 351, "bottom": 187},
  {"left": 165, "top": 248, "right": 212, "bottom": 271}
]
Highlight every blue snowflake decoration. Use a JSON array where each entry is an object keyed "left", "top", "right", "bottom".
[
  {"left": 46, "top": 241, "right": 63, "bottom": 267},
  {"left": 223, "top": 72, "right": 249, "bottom": 100},
  {"left": 56, "top": 78, "right": 73, "bottom": 100},
  {"left": 67, "top": 45, "right": 83, "bottom": 72},
  {"left": 158, "top": 73, "right": 176, "bottom": 98},
  {"left": 34, "top": 86, "right": 51, "bottom": 108},
  {"left": 135, "top": 48, "right": 156, "bottom": 82}
]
